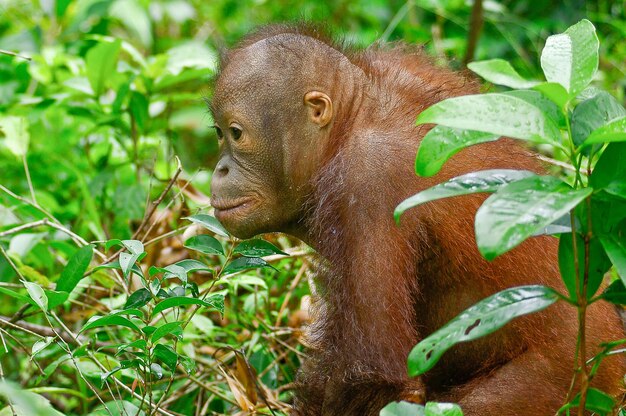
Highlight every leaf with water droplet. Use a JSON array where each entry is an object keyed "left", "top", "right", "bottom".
[
  {"left": 540, "top": 19, "right": 598, "bottom": 98},
  {"left": 407, "top": 285, "right": 559, "bottom": 376},
  {"left": 416, "top": 94, "right": 562, "bottom": 147},
  {"left": 475, "top": 176, "right": 592, "bottom": 260},
  {"left": 395, "top": 170, "right": 535, "bottom": 223},
  {"left": 468, "top": 59, "right": 538, "bottom": 89}
]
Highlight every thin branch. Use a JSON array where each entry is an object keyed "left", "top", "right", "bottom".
[
  {"left": 0, "top": 49, "right": 31, "bottom": 60},
  {"left": 463, "top": 0, "right": 484, "bottom": 66}
]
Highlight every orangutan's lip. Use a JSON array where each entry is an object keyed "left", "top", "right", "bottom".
[{"left": 212, "top": 198, "right": 254, "bottom": 215}]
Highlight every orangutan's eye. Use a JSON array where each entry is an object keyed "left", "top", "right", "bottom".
[
  {"left": 230, "top": 126, "right": 242, "bottom": 140},
  {"left": 214, "top": 126, "right": 223, "bottom": 139}
]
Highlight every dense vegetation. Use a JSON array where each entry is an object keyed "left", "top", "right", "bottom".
[{"left": 0, "top": 1, "right": 624, "bottom": 415}]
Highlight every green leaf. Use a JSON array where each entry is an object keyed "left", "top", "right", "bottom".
[
  {"left": 153, "top": 344, "right": 178, "bottom": 370},
  {"left": 416, "top": 94, "right": 561, "bottom": 146},
  {"left": 583, "top": 116, "right": 626, "bottom": 146},
  {"left": 395, "top": 170, "right": 535, "bottom": 223},
  {"left": 602, "top": 280, "right": 626, "bottom": 305},
  {"left": 467, "top": 59, "right": 537, "bottom": 89},
  {"left": 222, "top": 257, "right": 275, "bottom": 274},
  {"left": 574, "top": 93, "right": 626, "bottom": 149},
  {"left": 590, "top": 143, "right": 626, "bottom": 199},
  {"left": 86, "top": 39, "right": 121, "bottom": 96},
  {"left": 540, "top": 19, "right": 599, "bottom": 98},
  {"left": 106, "top": 239, "right": 144, "bottom": 255},
  {"left": 408, "top": 285, "right": 559, "bottom": 376},
  {"left": 23, "top": 281, "right": 48, "bottom": 311},
  {"left": 184, "top": 234, "right": 224, "bottom": 256},
  {"left": 558, "top": 234, "right": 611, "bottom": 300},
  {"left": 475, "top": 176, "right": 592, "bottom": 260},
  {"left": 414, "top": 126, "right": 499, "bottom": 177},
  {"left": 504, "top": 89, "right": 565, "bottom": 128},
  {"left": 185, "top": 214, "right": 229, "bottom": 237},
  {"left": 150, "top": 321, "right": 183, "bottom": 343},
  {"left": 425, "top": 402, "right": 464, "bottom": 416},
  {"left": 151, "top": 294, "right": 225, "bottom": 317},
  {"left": 566, "top": 388, "right": 615, "bottom": 414},
  {"left": 531, "top": 82, "right": 569, "bottom": 109},
  {"left": 44, "top": 289, "right": 70, "bottom": 309},
  {"left": 234, "top": 239, "right": 287, "bottom": 257},
  {"left": 124, "top": 288, "right": 152, "bottom": 309},
  {"left": 80, "top": 315, "right": 140, "bottom": 333},
  {"left": 172, "top": 259, "right": 212, "bottom": 274},
  {"left": 0, "top": 287, "right": 36, "bottom": 307},
  {"left": 380, "top": 401, "right": 425, "bottom": 416},
  {"left": 600, "top": 236, "right": 626, "bottom": 286},
  {"left": 0, "top": 116, "right": 29, "bottom": 157},
  {"left": 129, "top": 91, "right": 149, "bottom": 134},
  {"left": 56, "top": 244, "right": 94, "bottom": 293}
]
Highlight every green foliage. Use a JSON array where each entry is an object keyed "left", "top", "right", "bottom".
[{"left": 397, "top": 19, "right": 626, "bottom": 415}]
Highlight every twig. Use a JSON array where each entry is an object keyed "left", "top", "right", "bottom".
[
  {"left": 275, "top": 261, "right": 308, "bottom": 327},
  {"left": 0, "top": 49, "right": 31, "bottom": 60},
  {"left": 463, "top": 0, "right": 484, "bottom": 65},
  {"left": 132, "top": 156, "right": 182, "bottom": 241}
]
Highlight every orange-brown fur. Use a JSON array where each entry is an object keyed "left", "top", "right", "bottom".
[{"left": 219, "top": 24, "right": 626, "bottom": 415}]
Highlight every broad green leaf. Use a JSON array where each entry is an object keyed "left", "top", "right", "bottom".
[
  {"left": 540, "top": 19, "right": 599, "bottom": 97},
  {"left": 222, "top": 257, "right": 275, "bottom": 274},
  {"left": 416, "top": 94, "right": 561, "bottom": 146},
  {"left": 185, "top": 214, "right": 229, "bottom": 237},
  {"left": 234, "top": 239, "right": 287, "bottom": 257},
  {"left": 150, "top": 321, "right": 183, "bottom": 343},
  {"left": 124, "top": 288, "right": 152, "bottom": 309},
  {"left": 574, "top": 94, "right": 626, "bottom": 149},
  {"left": 467, "top": 59, "right": 538, "bottom": 89},
  {"left": 173, "top": 259, "right": 212, "bottom": 273},
  {"left": 56, "top": 244, "right": 94, "bottom": 293},
  {"left": 504, "top": 89, "right": 565, "bottom": 128},
  {"left": 414, "top": 126, "right": 499, "bottom": 177},
  {"left": 565, "top": 388, "right": 615, "bottom": 414},
  {"left": 151, "top": 294, "right": 225, "bottom": 317},
  {"left": 0, "top": 287, "right": 36, "bottom": 307},
  {"left": 44, "top": 289, "right": 70, "bottom": 309},
  {"left": 395, "top": 170, "right": 535, "bottom": 222},
  {"left": 86, "top": 39, "right": 121, "bottom": 96},
  {"left": 558, "top": 234, "right": 611, "bottom": 300},
  {"left": 23, "top": 281, "right": 48, "bottom": 311},
  {"left": 590, "top": 143, "right": 626, "bottom": 198},
  {"left": 105, "top": 239, "right": 144, "bottom": 255},
  {"left": 380, "top": 401, "right": 425, "bottom": 416},
  {"left": 425, "top": 402, "right": 464, "bottom": 416},
  {"left": 184, "top": 234, "right": 224, "bottom": 256},
  {"left": 475, "top": 176, "right": 592, "bottom": 260},
  {"left": 80, "top": 315, "right": 140, "bottom": 333},
  {"left": 600, "top": 236, "right": 626, "bottom": 286},
  {"left": 129, "top": 91, "right": 149, "bottom": 133},
  {"left": 119, "top": 252, "right": 141, "bottom": 279},
  {"left": 408, "top": 285, "right": 559, "bottom": 376},
  {"left": 0, "top": 116, "right": 29, "bottom": 157},
  {"left": 532, "top": 82, "right": 569, "bottom": 109},
  {"left": 583, "top": 116, "right": 626, "bottom": 146},
  {"left": 532, "top": 213, "right": 573, "bottom": 236},
  {"left": 153, "top": 344, "right": 178, "bottom": 370},
  {"left": 0, "top": 381, "right": 65, "bottom": 416},
  {"left": 602, "top": 280, "right": 626, "bottom": 305}
]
